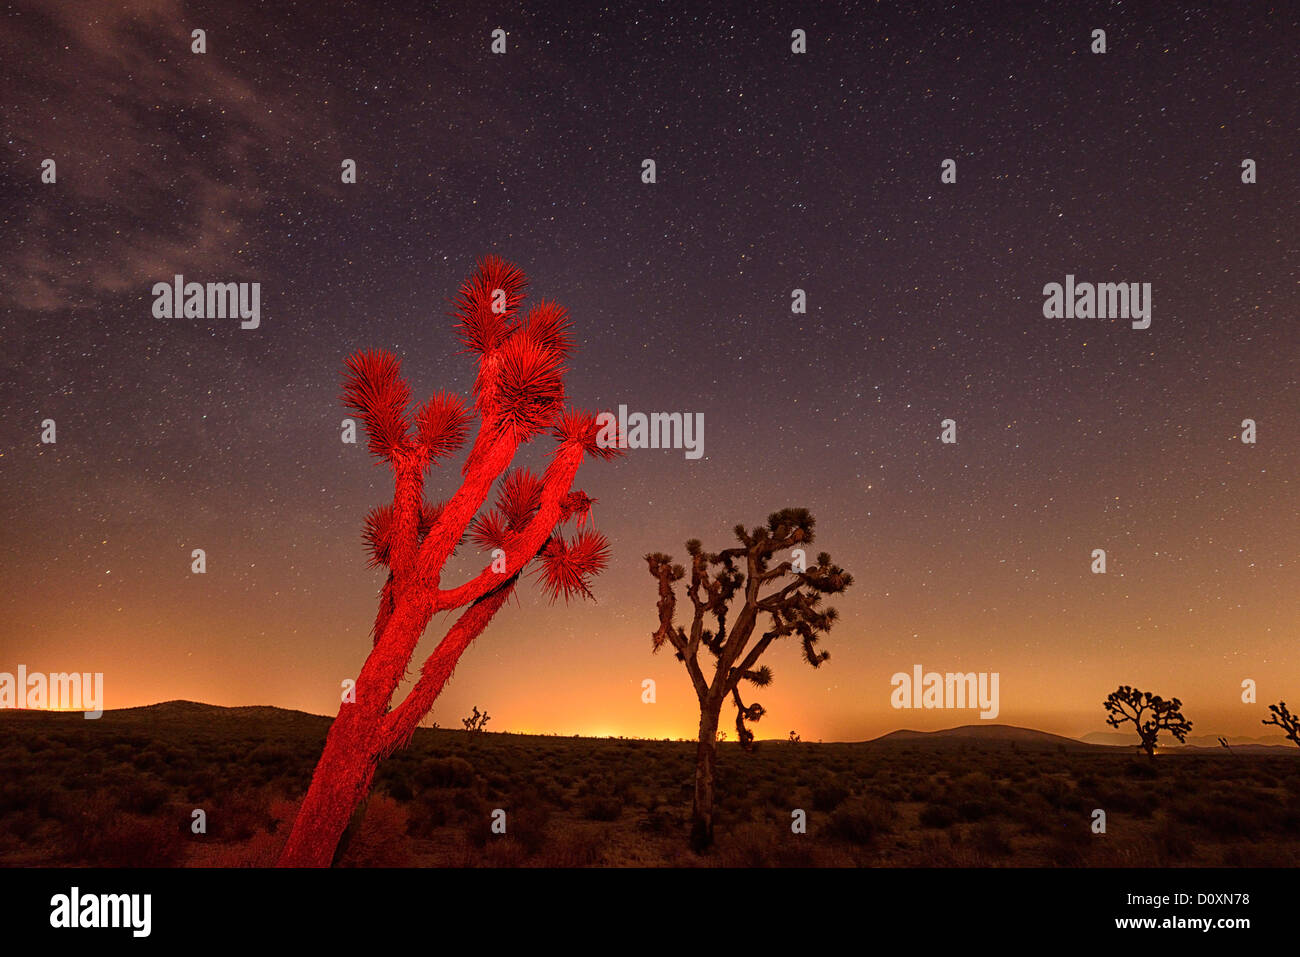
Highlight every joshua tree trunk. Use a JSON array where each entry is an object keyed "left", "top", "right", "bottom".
[
  {"left": 279, "top": 600, "right": 434, "bottom": 867},
  {"left": 279, "top": 581, "right": 519, "bottom": 866},
  {"left": 279, "top": 709, "right": 382, "bottom": 867},
  {"left": 691, "top": 698, "right": 723, "bottom": 852}
]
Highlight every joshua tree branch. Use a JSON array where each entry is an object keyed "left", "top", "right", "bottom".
[
  {"left": 431, "top": 444, "right": 585, "bottom": 610},
  {"left": 415, "top": 428, "right": 520, "bottom": 588},
  {"left": 1263, "top": 702, "right": 1300, "bottom": 746},
  {"left": 382, "top": 577, "right": 517, "bottom": 751},
  {"left": 731, "top": 629, "right": 783, "bottom": 689}
]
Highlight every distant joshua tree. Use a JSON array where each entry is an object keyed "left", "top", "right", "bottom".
[
  {"left": 789, "top": 730, "right": 801, "bottom": 743},
  {"left": 1103, "top": 685, "right": 1193, "bottom": 761},
  {"left": 1263, "top": 702, "right": 1300, "bottom": 747},
  {"left": 462, "top": 706, "right": 491, "bottom": 732},
  {"left": 276, "top": 257, "right": 619, "bottom": 868},
  {"left": 646, "top": 508, "right": 852, "bottom": 851}
]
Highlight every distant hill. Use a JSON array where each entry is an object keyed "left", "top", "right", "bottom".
[
  {"left": 0, "top": 699, "right": 332, "bottom": 740},
  {"left": 1080, "top": 730, "right": 1296, "bottom": 752},
  {"left": 865, "top": 725, "right": 1112, "bottom": 751},
  {"left": 115, "top": 699, "right": 324, "bottom": 721}
]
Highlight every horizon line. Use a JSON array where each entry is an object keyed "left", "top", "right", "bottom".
[{"left": 3, "top": 698, "right": 1296, "bottom": 749}]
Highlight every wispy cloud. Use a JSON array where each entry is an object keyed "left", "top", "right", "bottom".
[{"left": 1, "top": 0, "right": 333, "bottom": 310}]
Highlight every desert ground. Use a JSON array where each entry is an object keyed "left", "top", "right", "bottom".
[{"left": 1, "top": 702, "right": 1297, "bottom": 867}]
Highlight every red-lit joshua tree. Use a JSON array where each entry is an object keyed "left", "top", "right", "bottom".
[
  {"left": 646, "top": 509, "right": 853, "bottom": 851},
  {"left": 277, "top": 257, "right": 618, "bottom": 867}
]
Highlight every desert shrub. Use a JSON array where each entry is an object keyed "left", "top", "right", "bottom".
[
  {"left": 611, "top": 771, "right": 639, "bottom": 799},
  {"left": 772, "top": 838, "right": 818, "bottom": 867},
  {"left": 719, "top": 823, "right": 774, "bottom": 867},
  {"left": 1153, "top": 820, "right": 1194, "bottom": 861},
  {"left": 829, "top": 797, "right": 896, "bottom": 845},
  {"left": 544, "top": 826, "right": 606, "bottom": 866},
  {"left": 1037, "top": 776, "right": 1073, "bottom": 808},
  {"left": 1177, "top": 793, "right": 1268, "bottom": 839},
  {"left": 64, "top": 795, "right": 185, "bottom": 867},
  {"left": 508, "top": 799, "right": 552, "bottom": 855},
  {"left": 462, "top": 800, "right": 495, "bottom": 848},
  {"left": 0, "top": 785, "right": 30, "bottom": 816},
  {"left": 202, "top": 789, "right": 277, "bottom": 841},
  {"left": 580, "top": 794, "right": 622, "bottom": 822},
  {"left": 122, "top": 776, "right": 170, "bottom": 815},
  {"left": 338, "top": 796, "right": 411, "bottom": 867},
  {"left": 131, "top": 748, "right": 169, "bottom": 774},
  {"left": 1212, "top": 804, "right": 1266, "bottom": 839},
  {"left": 916, "top": 832, "right": 958, "bottom": 865},
  {"left": 381, "top": 770, "right": 414, "bottom": 803},
  {"left": 207, "top": 828, "right": 283, "bottom": 867},
  {"left": 415, "top": 756, "right": 477, "bottom": 790},
  {"left": 29, "top": 786, "right": 62, "bottom": 820},
  {"left": 24, "top": 735, "right": 55, "bottom": 754},
  {"left": 0, "top": 808, "right": 41, "bottom": 842},
  {"left": 812, "top": 781, "right": 851, "bottom": 812},
  {"left": 406, "top": 789, "right": 458, "bottom": 836},
  {"left": 1046, "top": 833, "right": 1090, "bottom": 866},
  {"left": 477, "top": 839, "right": 529, "bottom": 867},
  {"left": 920, "top": 803, "right": 960, "bottom": 828},
  {"left": 1222, "top": 843, "right": 1293, "bottom": 867},
  {"left": 162, "top": 764, "right": 195, "bottom": 787},
  {"left": 575, "top": 774, "right": 611, "bottom": 798},
  {"left": 726, "top": 796, "right": 761, "bottom": 824},
  {"left": 957, "top": 771, "right": 993, "bottom": 791},
  {"left": 973, "top": 820, "right": 1012, "bottom": 857},
  {"left": 530, "top": 778, "right": 568, "bottom": 808},
  {"left": 183, "top": 769, "right": 222, "bottom": 803},
  {"left": 1122, "top": 760, "right": 1158, "bottom": 780},
  {"left": 1094, "top": 786, "right": 1156, "bottom": 818},
  {"left": 640, "top": 810, "right": 673, "bottom": 834}
]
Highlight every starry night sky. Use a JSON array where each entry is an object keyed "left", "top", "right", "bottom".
[{"left": 1, "top": 0, "right": 1295, "bottom": 741}]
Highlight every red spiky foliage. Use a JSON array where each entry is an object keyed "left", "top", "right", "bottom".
[{"left": 277, "top": 256, "right": 618, "bottom": 867}]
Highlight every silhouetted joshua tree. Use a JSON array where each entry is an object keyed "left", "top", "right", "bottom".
[
  {"left": 1102, "top": 685, "right": 1193, "bottom": 761},
  {"left": 1263, "top": 701, "right": 1300, "bottom": 747},
  {"left": 462, "top": 705, "right": 491, "bottom": 732},
  {"left": 277, "top": 256, "right": 619, "bottom": 867},
  {"left": 646, "top": 508, "right": 852, "bottom": 851},
  {"left": 789, "top": 730, "right": 801, "bottom": 743}
]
